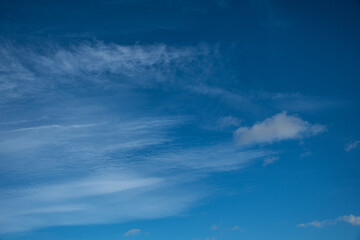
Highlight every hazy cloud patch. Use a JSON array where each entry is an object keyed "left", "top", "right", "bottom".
[
  {"left": 345, "top": 140, "right": 360, "bottom": 152},
  {"left": 298, "top": 214, "right": 360, "bottom": 228},
  {"left": 125, "top": 229, "right": 141, "bottom": 236}
]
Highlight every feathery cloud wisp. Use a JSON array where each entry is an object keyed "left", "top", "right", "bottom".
[
  {"left": 345, "top": 140, "right": 360, "bottom": 152},
  {"left": 263, "top": 156, "right": 279, "bottom": 166},
  {"left": 125, "top": 229, "right": 141, "bottom": 236},
  {"left": 217, "top": 116, "right": 242, "bottom": 129},
  {"left": 0, "top": 106, "right": 264, "bottom": 233},
  {"left": 0, "top": 41, "right": 214, "bottom": 104},
  {"left": 297, "top": 214, "right": 360, "bottom": 228}
]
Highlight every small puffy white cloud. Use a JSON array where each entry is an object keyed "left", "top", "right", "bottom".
[
  {"left": 234, "top": 112, "right": 326, "bottom": 146},
  {"left": 298, "top": 214, "right": 360, "bottom": 228},
  {"left": 345, "top": 140, "right": 360, "bottom": 152},
  {"left": 124, "top": 229, "right": 141, "bottom": 236},
  {"left": 263, "top": 156, "right": 279, "bottom": 166}
]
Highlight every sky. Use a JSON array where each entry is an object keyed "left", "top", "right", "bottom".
[{"left": 0, "top": 0, "right": 360, "bottom": 239}]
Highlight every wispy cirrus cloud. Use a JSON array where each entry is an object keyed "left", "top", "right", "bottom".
[
  {"left": 0, "top": 40, "right": 341, "bottom": 115},
  {"left": 0, "top": 118, "right": 186, "bottom": 233},
  {"left": 345, "top": 140, "right": 360, "bottom": 152},
  {"left": 0, "top": 115, "right": 177, "bottom": 178},
  {"left": 0, "top": 39, "right": 333, "bottom": 235},
  {"left": 0, "top": 41, "right": 215, "bottom": 104},
  {"left": 234, "top": 112, "right": 326, "bottom": 146},
  {"left": 210, "top": 224, "right": 218, "bottom": 230},
  {"left": 0, "top": 98, "right": 264, "bottom": 233},
  {"left": 188, "top": 85, "right": 342, "bottom": 114},
  {"left": 263, "top": 156, "right": 279, "bottom": 166},
  {"left": 150, "top": 144, "right": 264, "bottom": 172},
  {"left": 0, "top": 40, "right": 271, "bottom": 234},
  {"left": 217, "top": 116, "right": 242, "bottom": 129},
  {"left": 124, "top": 228, "right": 141, "bottom": 236},
  {"left": 231, "top": 225, "right": 245, "bottom": 231},
  {"left": 297, "top": 214, "right": 360, "bottom": 228},
  {"left": 0, "top": 171, "right": 199, "bottom": 233}
]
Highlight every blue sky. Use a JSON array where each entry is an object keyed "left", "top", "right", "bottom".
[{"left": 0, "top": 0, "right": 360, "bottom": 239}]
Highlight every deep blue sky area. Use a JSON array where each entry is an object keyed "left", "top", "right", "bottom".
[{"left": 0, "top": 0, "right": 359, "bottom": 240}]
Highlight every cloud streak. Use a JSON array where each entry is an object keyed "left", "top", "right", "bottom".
[
  {"left": 0, "top": 41, "right": 215, "bottom": 105},
  {"left": 0, "top": 100, "right": 263, "bottom": 233},
  {"left": 263, "top": 156, "right": 279, "bottom": 166},
  {"left": 345, "top": 140, "right": 360, "bottom": 152},
  {"left": 125, "top": 229, "right": 141, "bottom": 236},
  {"left": 0, "top": 40, "right": 333, "bottom": 235},
  {"left": 0, "top": 172, "right": 199, "bottom": 233},
  {"left": 297, "top": 214, "right": 360, "bottom": 228}
]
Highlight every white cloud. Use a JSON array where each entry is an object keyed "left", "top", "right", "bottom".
[
  {"left": 0, "top": 113, "right": 199, "bottom": 233},
  {"left": 217, "top": 116, "right": 241, "bottom": 129},
  {"left": 211, "top": 224, "right": 218, "bottom": 230},
  {"left": 297, "top": 220, "right": 333, "bottom": 228},
  {"left": 263, "top": 156, "right": 279, "bottom": 166},
  {"left": 150, "top": 144, "right": 264, "bottom": 172},
  {"left": 297, "top": 214, "right": 360, "bottom": 228},
  {"left": 345, "top": 140, "right": 360, "bottom": 152},
  {"left": 124, "top": 229, "right": 141, "bottom": 236},
  {"left": 231, "top": 225, "right": 245, "bottom": 231},
  {"left": 0, "top": 115, "right": 178, "bottom": 175},
  {"left": 300, "top": 150, "right": 312, "bottom": 158},
  {"left": 259, "top": 92, "right": 342, "bottom": 112},
  {"left": 0, "top": 41, "right": 214, "bottom": 104},
  {"left": 339, "top": 214, "right": 360, "bottom": 225},
  {"left": 1, "top": 40, "right": 334, "bottom": 235},
  {"left": 0, "top": 102, "right": 266, "bottom": 233},
  {"left": 25, "top": 175, "right": 162, "bottom": 202},
  {"left": 187, "top": 85, "right": 255, "bottom": 111},
  {"left": 0, "top": 172, "right": 199, "bottom": 233},
  {"left": 234, "top": 112, "right": 326, "bottom": 146},
  {"left": 186, "top": 86, "right": 342, "bottom": 114}
]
